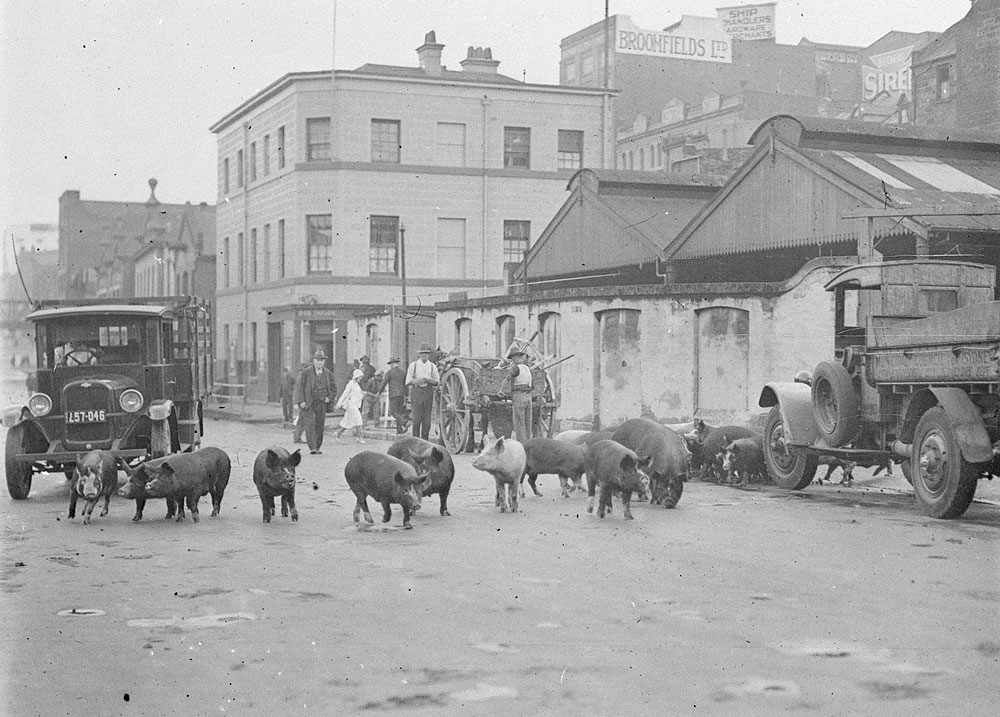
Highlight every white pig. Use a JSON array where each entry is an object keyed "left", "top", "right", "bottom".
[{"left": 472, "top": 436, "right": 526, "bottom": 513}]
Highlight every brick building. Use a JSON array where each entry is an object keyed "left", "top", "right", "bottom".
[
  {"left": 913, "top": 0, "right": 1000, "bottom": 132},
  {"left": 209, "top": 31, "right": 614, "bottom": 402}
]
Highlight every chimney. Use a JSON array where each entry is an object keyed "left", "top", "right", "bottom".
[
  {"left": 460, "top": 46, "right": 500, "bottom": 74},
  {"left": 417, "top": 31, "right": 445, "bottom": 76}
]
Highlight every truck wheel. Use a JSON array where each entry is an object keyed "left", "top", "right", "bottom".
[
  {"left": 912, "top": 407, "right": 978, "bottom": 519},
  {"left": 763, "top": 406, "right": 818, "bottom": 490},
  {"left": 5, "top": 424, "right": 34, "bottom": 499},
  {"left": 811, "top": 361, "right": 860, "bottom": 447}
]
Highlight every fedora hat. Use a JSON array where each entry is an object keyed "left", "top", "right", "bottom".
[
  {"left": 387, "top": 357, "right": 400, "bottom": 364},
  {"left": 312, "top": 348, "right": 327, "bottom": 360},
  {"left": 509, "top": 348, "right": 526, "bottom": 357},
  {"left": 418, "top": 343, "right": 433, "bottom": 353}
]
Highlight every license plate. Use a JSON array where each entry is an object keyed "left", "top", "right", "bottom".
[{"left": 65, "top": 409, "right": 106, "bottom": 424}]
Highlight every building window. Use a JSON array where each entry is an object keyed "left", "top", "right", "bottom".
[
  {"left": 223, "top": 237, "right": 230, "bottom": 288},
  {"left": 455, "top": 317, "right": 472, "bottom": 356},
  {"left": 249, "top": 141, "right": 257, "bottom": 182},
  {"left": 181, "top": 271, "right": 189, "bottom": 295},
  {"left": 277, "top": 126, "right": 286, "bottom": 168},
  {"left": 496, "top": 315, "right": 516, "bottom": 355},
  {"left": 236, "top": 149, "right": 244, "bottom": 187},
  {"left": 250, "top": 322, "right": 258, "bottom": 377},
  {"left": 223, "top": 157, "right": 230, "bottom": 194},
  {"left": 278, "top": 219, "right": 285, "bottom": 278},
  {"left": 262, "top": 134, "right": 270, "bottom": 176},
  {"left": 307, "top": 117, "right": 331, "bottom": 161},
  {"left": 936, "top": 64, "right": 952, "bottom": 100},
  {"left": 503, "top": 127, "right": 530, "bottom": 168},
  {"left": 250, "top": 228, "right": 258, "bottom": 283},
  {"left": 307, "top": 214, "right": 332, "bottom": 273},
  {"left": 371, "top": 119, "right": 401, "bottom": 163},
  {"left": 263, "top": 223, "right": 271, "bottom": 283},
  {"left": 369, "top": 215, "right": 398, "bottom": 275},
  {"left": 503, "top": 220, "right": 530, "bottom": 264},
  {"left": 237, "top": 232, "right": 245, "bottom": 285},
  {"left": 437, "top": 122, "right": 466, "bottom": 166},
  {"left": 557, "top": 130, "right": 583, "bottom": 169}
]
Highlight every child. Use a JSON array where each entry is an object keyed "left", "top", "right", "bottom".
[{"left": 333, "top": 369, "right": 366, "bottom": 443}]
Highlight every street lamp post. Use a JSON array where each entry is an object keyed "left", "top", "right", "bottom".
[{"left": 399, "top": 222, "right": 408, "bottom": 365}]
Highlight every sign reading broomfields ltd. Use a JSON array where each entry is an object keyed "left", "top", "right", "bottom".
[{"left": 616, "top": 15, "right": 732, "bottom": 63}]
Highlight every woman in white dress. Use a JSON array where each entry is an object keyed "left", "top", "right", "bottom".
[{"left": 334, "top": 369, "right": 366, "bottom": 443}]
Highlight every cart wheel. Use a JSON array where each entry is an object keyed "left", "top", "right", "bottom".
[
  {"left": 535, "top": 375, "right": 557, "bottom": 438},
  {"left": 438, "top": 368, "right": 472, "bottom": 454}
]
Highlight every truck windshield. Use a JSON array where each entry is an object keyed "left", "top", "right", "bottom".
[{"left": 38, "top": 318, "right": 147, "bottom": 368}]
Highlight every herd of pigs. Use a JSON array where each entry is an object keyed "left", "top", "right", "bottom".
[{"left": 62, "top": 416, "right": 868, "bottom": 529}]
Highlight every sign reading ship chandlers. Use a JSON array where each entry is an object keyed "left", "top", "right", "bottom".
[{"left": 717, "top": 3, "right": 776, "bottom": 41}]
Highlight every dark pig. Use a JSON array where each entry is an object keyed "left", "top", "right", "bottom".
[
  {"left": 344, "top": 451, "right": 429, "bottom": 529},
  {"left": 68, "top": 450, "right": 117, "bottom": 525},
  {"left": 520, "top": 438, "right": 587, "bottom": 498},
  {"left": 139, "top": 447, "right": 232, "bottom": 523},
  {"left": 387, "top": 436, "right": 455, "bottom": 516},
  {"left": 633, "top": 430, "right": 688, "bottom": 507},
  {"left": 118, "top": 460, "right": 179, "bottom": 522},
  {"left": 472, "top": 436, "right": 526, "bottom": 513},
  {"left": 690, "top": 425, "right": 760, "bottom": 481},
  {"left": 253, "top": 447, "right": 302, "bottom": 523},
  {"left": 721, "top": 437, "right": 766, "bottom": 487},
  {"left": 585, "top": 440, "right": 651, "bottom": 520}
]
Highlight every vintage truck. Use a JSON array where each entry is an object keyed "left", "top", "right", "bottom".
[
  {"left": 759, "top": 259, "right": 999, "bottom": 519},
  {"left": 3, "top": 297, "right": 212, "bottom": 499}
]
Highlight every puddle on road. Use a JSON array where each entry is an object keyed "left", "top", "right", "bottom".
[
  {"left": 778, "top": 642, "right": 949, "bottom": 677},
  {"left": 450, "top": 683, "right": 518, "bottom": 702},
  {"left": 474, "top": 643, "right": 519, "bottom": 654},
  {"left": 111, "top": 554, "right": 154, "bottom": 560},
  {"left": 57, "top": 608, "right": 105, "bottom": 617},
  {"left": 713, "top": 677, "right": 801, "bottom": 701},
  {"left": 127, "top": 612, "right": 256, "bottom": 630}
]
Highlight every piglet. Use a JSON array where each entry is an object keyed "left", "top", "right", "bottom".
[
  {"left": 472, "top": 436, "right": 526, "bottom": 513},
  {"left": 253, "top": 447, "right": 302, "bottom": 522},
  {"left": 68, "top": 450, "right": 117, "bottom": 525}
]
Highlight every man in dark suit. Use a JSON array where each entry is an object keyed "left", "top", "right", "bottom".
[
  {"left": 293, "top": 349, "right": 337, "bottom": 454},
  {"left": 377, "top": 357, "right": 408, "bottom": 434}
]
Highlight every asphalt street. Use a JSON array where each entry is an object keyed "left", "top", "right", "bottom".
[{"left": 2, "top": 409, "right": 999, "bottom": 715}]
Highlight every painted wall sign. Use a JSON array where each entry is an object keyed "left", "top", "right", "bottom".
[
  {"left": 862, "top": 45, "right": 914, "bottom": 101},
  {"left": 616, "top": 15, "right": 732, "bottom": 63},
  {"left": 717, "top": 3, "right": 776, "bottom": 41}
]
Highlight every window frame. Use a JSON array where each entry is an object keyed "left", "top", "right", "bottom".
[
  {"left": 369, "top": 215, "right": 399, "bottom": 275},
  {"left": 262, "top": 134, "right": 270, "bottom": 176},
  {"left": 306, "top": 214, "right": 333, "bottom": 274},
  {"left": 371, "top": 119, "right": 401, "bottom": 163},
  {"left": 557, "top": 129, "right": 583, "bottom": 170},
  {"left": 503, "top": 126, "right": 531, "bottom": 169},
  {"left": 277, "top": 126, "right": 286, "bottom": 168},
  {"left": 306, "top": 117, "right": 331, "bottom": 161}
]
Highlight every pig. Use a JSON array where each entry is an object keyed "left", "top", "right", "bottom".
[
  {"left": 253, "top": 447, "right": 302, "bottom": 523},
  {"left": 387, "top": 436, "right": 455, "bottom": 516},
  {"left": 136, "top": 447, "right": 232, "bottom": 523},
  {"left": 814, "top": 455, "right": 857, "bottom": 486},
  {"left": 519, "top": 438, "right": 587, "bottom": 498},
  {"left": 612, "top": 419, "right": 688, "bottom": 508},
  {"left": 687, "top": 425, "right": 760, "bottom": 481},
  {"left": 472, "top": 436, "right": 526, "bottom": 513},
  {"left": 118, "top": 459, "right": 180, "bottom": 522},
  {"left": 68, "top": 450, "right": 117, "bottom": 525},
  {"left": 585, "top": 440, "right": 651, "bottom": 520},
  {"left": 721, "top": 437, "right": 766, "bottom": 487},
  {"left": 344, "top": 451, "right": 430, "bottom": 529}
]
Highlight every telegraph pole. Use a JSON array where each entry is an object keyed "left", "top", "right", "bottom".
[{"left": 399, "top": 222, "right": 408, "bottom": 365}]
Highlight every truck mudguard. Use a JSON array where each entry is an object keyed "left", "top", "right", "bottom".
[
  {"left": 758, "top": 382, "right": 819, "bottom": 446},
  {"left": 901, "top": 387, "right": 994, "bottom": 464}
]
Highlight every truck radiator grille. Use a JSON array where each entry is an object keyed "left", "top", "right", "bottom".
[{"left": 63, "top": 384, "right": 113, "bottom": 444}]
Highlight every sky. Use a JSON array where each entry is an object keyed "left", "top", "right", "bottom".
[{"left": 0, "top": 0, "right": 971, "bottom": 232}]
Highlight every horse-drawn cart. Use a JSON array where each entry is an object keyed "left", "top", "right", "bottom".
[{"left": 435, "top": 338, "right": 563, "bottom": 454}]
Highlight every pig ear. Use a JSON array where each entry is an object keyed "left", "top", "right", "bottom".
[
  {"left": 119, "top": 459, "right": 134, "bottom": 477},
  {"left": 265, "top": 449, "right": 280, "bottom": 470},
  {"left": 639, "top": 455, "right": 653, "bottom": 469},
  {"left": 619, "top": 454, "right": 636, "bottom": 472},
  {"left": 160, "top": 461, "right": 176, "bottom": 475},
  {"left": 431, "top": 447, "right": 444, "bottom": 464},
  {"left": 394, "top": 472, "right": 405, "bottom": 486},
  {"left": 495, "top": 437, "right": 505, "bottom": 451},
  {"left": 289, "top": 449, "right": 302, "bottom": 467}
]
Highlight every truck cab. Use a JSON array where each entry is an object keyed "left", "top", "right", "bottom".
[
  {"left": 3, "top": 298, "right": 212, "bottom": 499},
  {"left": 758, "top": 259, "right": 999, "bottom": 519}
]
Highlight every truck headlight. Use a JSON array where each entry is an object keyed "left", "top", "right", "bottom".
[
  {"left": 119, "top": 389, "right": 144, "bottom": 413},
  {"left": 28, "top": 393, "right": 52, "bottom": 417}
]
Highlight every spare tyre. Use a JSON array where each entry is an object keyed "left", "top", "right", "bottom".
[{"left": 811, "top": 361, "right": 860, "bottom": 447}]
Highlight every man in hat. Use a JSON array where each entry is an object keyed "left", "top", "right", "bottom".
[
  {"left": 508, "top": 348, "right": 533, "bottom": 441},
  {"left": 405, "top": 343, "right": 440, "bottom": 440},
  {"left": 293, "top": 349, "right": 337, "bottom": 454},
  {"left": 279, "top": 366, "right": 296, "bottom": 428},
  {"left": 377, "top": 357, "right": 408, "bottom": 434}
]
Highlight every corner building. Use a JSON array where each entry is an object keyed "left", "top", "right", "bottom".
[{"left": 210, "top": 32, "right": 613, "bottom": 401}]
